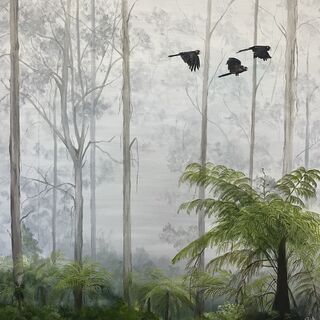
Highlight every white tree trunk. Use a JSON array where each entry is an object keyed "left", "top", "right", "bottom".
[
  {"left": 52, "top": 91, "right": 58, "bottom": 256},
  {"left": 90, "top": 0, "right": 97, "bottom": 261},
  {"left": 74, "top": 161, "right": 84, "bottom": 264},
  {"left": 282, "top": 0, "right": 297, "bottom": 174},
  {"left": 305, "top": 52, "right": 310, "bottom": 169},
  {"left": 249, "top": 0, "right": 259, "bottom": 183},
  {"left": 122, "top": 0, "right": 132, "bottom": 307},
  {"left": 196, "top": 0, "right": 212, "bottom": 317},
  {"left": 10, "top": 0, "right": 23, "bottom": 300}
]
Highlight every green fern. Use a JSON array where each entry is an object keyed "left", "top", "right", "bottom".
[
  {"left": 174, "top": 163, "right": 320, "bottom": 314},
  {"left": 55, "top": 260, "right": 111, "bottom": 300}
]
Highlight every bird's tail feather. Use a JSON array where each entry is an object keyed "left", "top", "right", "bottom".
[
  {"left": 218, "top": 72, "right": 232, "bottom": 78},
  {"left": 168, "top": 54, "right": 180, "bottom": 57},
  {"left": 237, "top": 47, "right": 253, "bottom": 53}
]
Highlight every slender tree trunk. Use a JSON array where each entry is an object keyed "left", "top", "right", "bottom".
[
  {"left": 122, "top": 0, "right": 132, "bottom": 307},
  {"left": 282, "top": 0, "right": 297, "bottom": 175},
  {"left": 74, "top": 161, "right": 83, "bottom": 265},
  {"left": 73, "top": 161, "right": 83, "bottom": 310},
  {"left": 10, "top": 0, "right": 23, "bottom": 307},
  {"left": 73, "top": 286, "right": 83, "bottom": 312},
  {"left": 90, "top": 0, "right": 97, "bottom": 261},
  {"left": 249, "top": 0, "right": 259, "bottom": 183},
  {"left": 273, "top": 238, "right": 290, "bottom": 318},
  {"left": 147, "top": 297, "right": 151, "bottom": 313},
  {"left": 164, "top": 290, "right": 170, "bottom": 320},
  {"left": 52, "top": 91, "right": 58, "bottom": 257},
  {"left": 305, "top": 51, "right": 310, "bottom": 169},
  {"left": 196, "top": 1, "right": 212, "bottom": 318},
  {"left": 276, "top": 3, "right": 297, "bottom": 317}
]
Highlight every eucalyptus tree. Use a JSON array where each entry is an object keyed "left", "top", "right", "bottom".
[
  {"left": 121, "top": 0, "right": 133, "bottom": 307},
  {"left": 197, "top": 0, "right": 235, "bottom": 316},
  {"left": 282, "top": 0, "right": 298, "bottom": 174},
  {"left": 196, "top": 1, "right": 212, "bottom": 316},
  {"left": 249, "top": 0, "right": 259, "bottom": 183},
  {"left": 90, "top": 0, "right": 97, "bottom": 261},
  {"left": 173, "top": 163, "right": 320, "bottom": 318},
  {"left": 278, "top": 1, "right": 298, "bottom": 316},
  {"left": 10, "top": 0, "right": 23, "bottom": 307},
  {"left": 21, "top": 0, "right": 120, "bottom": 309}
]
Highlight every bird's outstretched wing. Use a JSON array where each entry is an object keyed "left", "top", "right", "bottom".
[
  {"left": 180, "top": 51, "right": 200, "bottom": 72},
  {"left": 168, "top": 50, "right": 200, "bottom": 71}
]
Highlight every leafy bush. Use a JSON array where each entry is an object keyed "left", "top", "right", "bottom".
[
  {"left": 68, "top": 303, "right": 159, "bottom": 320},
  {"left": 204, "top": 304, "right": 246, "bottom": 320},
  {"left": 0, "top": 305, "right": 61, "bottom": 320},
  {"left": 0, "top": 304, "right": 158, "bottom": 320}
]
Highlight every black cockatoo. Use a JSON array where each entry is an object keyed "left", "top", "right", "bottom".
[
  {"left": 168, "top": 50, "right": 200, "bottom": 72},
  {"left": 218, "top": 58, "right": 248, "bottom": 78},
  {"left": 237, "top": 45, "right": 271, "bottom": 61}
]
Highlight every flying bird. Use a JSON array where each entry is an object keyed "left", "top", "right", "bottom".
[
  {"left": 237, "top": 45, "right": 271, "bottom": 61},
  {"left": 168, "top": 50, "right": 200, "bottom": 72},
  {"left": 218, "top": 58, "right": 248, "bottom": 78}
]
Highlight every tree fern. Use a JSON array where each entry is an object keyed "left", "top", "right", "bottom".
[{"left": 174, "top": 163, "right": 320, "bottom": 315}]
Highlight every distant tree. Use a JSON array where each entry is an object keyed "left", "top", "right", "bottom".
[
  {"left": 249, "top": 0, "right": 259, "bottom": 183},
  {"left": 121, "top": 0, "right": 133, "bottom": 307},
  {"left": 9, "top": 0, "right": 23, "bottom": 308},
  {"left": 278, "top": 1, "right": 298, "bottom": 317},
  {"left": 197, "top": 0, "right": 235, "bottom": 316},
  {"left": 282, "top": 0, "right": 298, "bottom": 174},
  {"left": 197, "top": 0, "right": 213, "bottom": 317},
  {"left": 160, "top": 223, "right": 197, "bottom": 250},
  {"left": 90, "top": 0, "right": 97, "bottom": 261},
  {"left": 21, "top": 0, "right": 120, "bottom": 309}
]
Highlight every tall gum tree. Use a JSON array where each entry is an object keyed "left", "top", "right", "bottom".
[
  {"left": 90, "top": 0, "right": 97, "bottom": 261},
  {"left": 22, "top": 0, "right": 120, "bottom": 310},
  {"left": 275, "top": 0, "right": 298, "bottom": 318},
  {"left": 249, "top": 0, "right": 259, "bottom": 183},
  {"left": 196, "top": 0, "right": 212, "bottom": 317},
  {"left": 122, "top": 0, "right": 132, "bottom": 307},
  {"left": 196, "top": 0, "right": 235, "bottom": 317},
  {"left": 10, "top": 0, "right": 23, "bottom": 307}
]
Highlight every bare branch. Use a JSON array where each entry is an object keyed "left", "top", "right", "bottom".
[
  {"left": 20, "top": 210, "right": 34, "bottom": 223},
  {"left": 223, "top": 99, "right": 249, "bottom": 144},
  {"left": 256, "top": 38, "right": 281, "bottom": 90},
  {"left": 258, "top": 5, "right": 286, "bottom": 38},
  {"left": 210, "top": 0, "right": 236, "bottom": 37},
  {"left": 95, "top": 144, "right": 122, "bottom": 164},
  {"left": 82, "top": 136, "right": 117, "bottom": 160}
]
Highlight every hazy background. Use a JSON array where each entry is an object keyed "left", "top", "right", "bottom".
[{"left": 0, "top": 0, "right": 319, "bottom": 261}]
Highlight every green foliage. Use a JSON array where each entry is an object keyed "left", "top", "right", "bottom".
[
  {"left": 0, "top": 304, "right": 159, "bottom": 320},
  {"left": 204, "top": 304, "right": 246, "bottom": 320},
  {"left": 0, "top": 305, "right": 61, "bottom": 320},
  {"left": 67, "top": 303, "right": 159, "bottom": 320},
  {"left": 134, "top": 269, "right": 193, "bottom": 319},
  {"left": 22, "top": 224, "right": 41, "bottom": 259},
  {"left": 174, "top": 163, "right": 320, "bottom": 315},
  {"left": 55, "top": 260, "right": 111, "bottom": 302}
]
